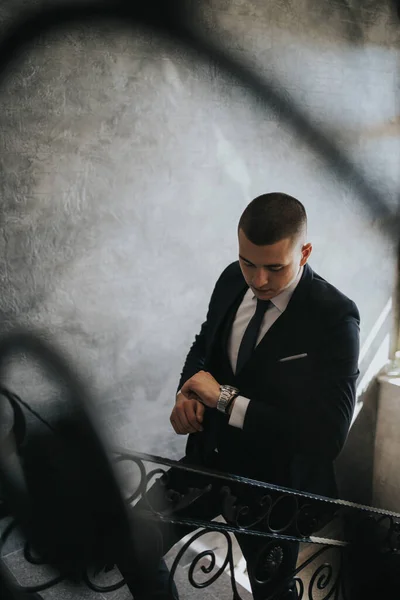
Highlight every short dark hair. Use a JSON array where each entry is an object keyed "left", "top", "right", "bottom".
[{"left": 238, "top": 192, "right": 307, "bottom": 245}]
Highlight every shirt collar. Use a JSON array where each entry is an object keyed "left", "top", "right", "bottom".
[{"left": 252, "top": 266, "right": 304, "bottom": 313}]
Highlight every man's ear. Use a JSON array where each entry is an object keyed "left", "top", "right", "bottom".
[{"left": 300, "top": 242, "right": 312, "bottom": 266}]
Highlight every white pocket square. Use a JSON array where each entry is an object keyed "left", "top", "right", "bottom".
[{"left": 278, "top": 353, "right": 308, "bottom": 362}]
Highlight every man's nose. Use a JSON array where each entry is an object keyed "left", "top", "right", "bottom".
[{"left": 252, "top": 269, "right": 268, "bottom": 289}]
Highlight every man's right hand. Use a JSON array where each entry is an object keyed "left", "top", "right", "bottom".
[{"left": 170, "top": 391, "right": 205, "bottom": 435}]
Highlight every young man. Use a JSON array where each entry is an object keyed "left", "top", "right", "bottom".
[{"left": 122, "top": 193, "right": 360, "bottom": 600}]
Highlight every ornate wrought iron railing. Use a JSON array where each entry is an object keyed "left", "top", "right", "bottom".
[
  {"left": 94, "top": 448, "right": 400, "bottom": 600},
  {"left": 2, "top": 408, "right": 400, "bottom": 600}
]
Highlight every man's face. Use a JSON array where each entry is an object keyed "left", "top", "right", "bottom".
[{"left": 238, "top": 228, "right": 312, "bottom": 300}]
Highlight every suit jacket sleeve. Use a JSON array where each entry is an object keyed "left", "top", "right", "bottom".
[
  {"left": 242, "top": 301, "right": 360, "bottom": 461},
  {"left": 176, "top": 265, "right": 230, "bottom": 393},
  {"left": 176, "top": 320, "right": 208, "bottom": 394}
]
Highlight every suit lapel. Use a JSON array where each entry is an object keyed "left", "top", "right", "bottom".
[
  {"left": 206, "top": 262, "right": 314, "bottom": 369},
  {"left": 249, "top": 264, "right": 313, "bottom": 363},
  {"left": 205, "top": 272, "right": 248, "bottom": 365}
]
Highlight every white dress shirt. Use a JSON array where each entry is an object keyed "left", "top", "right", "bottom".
[{"left": 227, "top": 266, "right": 304, "bottom": 429}]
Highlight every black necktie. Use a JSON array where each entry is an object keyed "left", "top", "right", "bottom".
[{"left": 236, "top": 299, "right": 271, "bottom": 374}]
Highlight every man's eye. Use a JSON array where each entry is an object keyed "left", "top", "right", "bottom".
[{"left": 269, "top": 267, "right": 284, "bottom": 272}]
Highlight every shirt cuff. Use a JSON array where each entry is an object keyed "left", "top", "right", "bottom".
[{"left": 228, "top": 395, "right": 251, "bottom": 429}]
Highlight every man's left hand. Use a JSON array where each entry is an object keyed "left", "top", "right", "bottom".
[{"left": 181, "top": 371, "right": 220, "bottom": 409}]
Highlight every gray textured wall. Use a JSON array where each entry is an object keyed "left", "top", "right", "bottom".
[{"left": 0, "top": 1, "right": 399, "bottom": 482}]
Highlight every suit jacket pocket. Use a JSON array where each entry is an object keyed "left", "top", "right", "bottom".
[
  {"left": 278, "top": 353, "right": 308, "bottom": 362},
  {"left": 275, "top": 353, "right": 313, "bottom": 380}
]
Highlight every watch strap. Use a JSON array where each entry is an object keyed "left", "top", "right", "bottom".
[{"left": 217, "top": 385, "right": 240, "bottom": 414}]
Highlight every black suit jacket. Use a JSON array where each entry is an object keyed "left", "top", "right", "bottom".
[{"left": 177, "top": 262, "right": 360, "bottom": 498}]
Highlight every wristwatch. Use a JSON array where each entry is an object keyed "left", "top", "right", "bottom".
[{"left": 216, "top": 385, "right": 240, "bottom": 414}]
